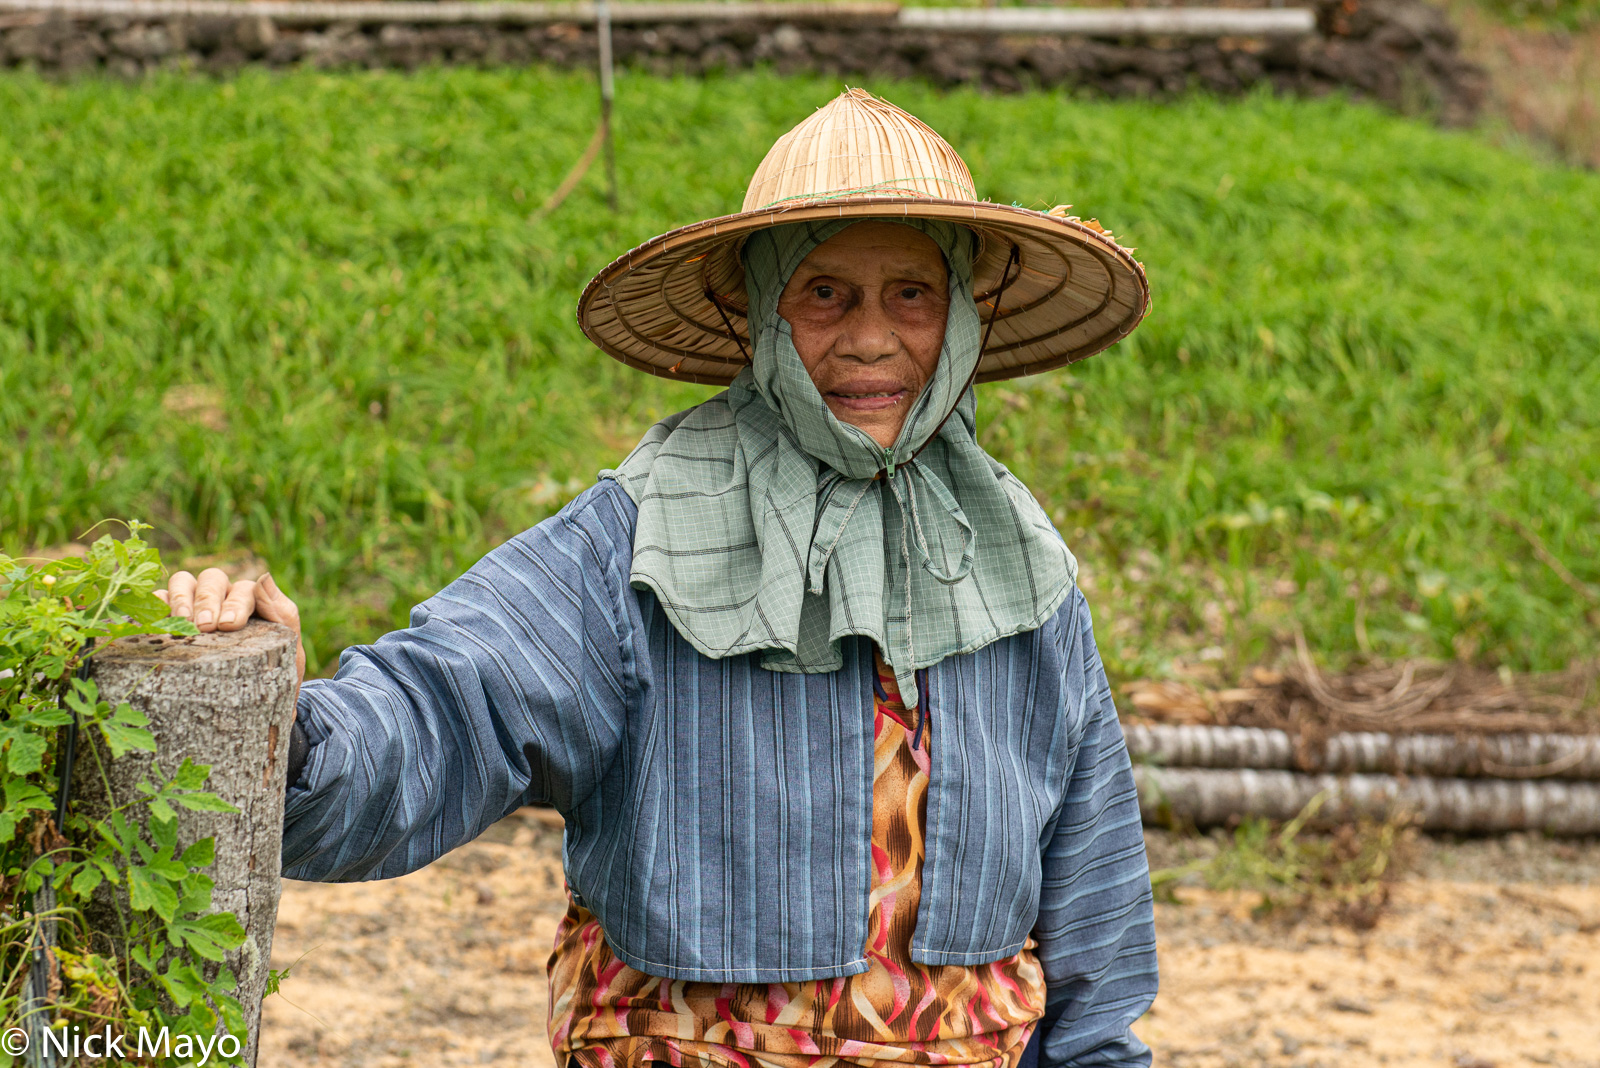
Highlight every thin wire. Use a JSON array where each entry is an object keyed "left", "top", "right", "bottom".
[
  {"left": 705, "top": 288, "right": 752, "bottom": 365},
  {"left": 53, "top": 638, "right": 95, "bottom": 831},
  {"left": 978, "top": 243, "right": 1022, "bottom": 360}
]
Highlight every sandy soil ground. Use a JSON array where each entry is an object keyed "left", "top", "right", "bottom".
[{"left": 259, "top": 811, "right": 1600, "bottom": 1068}]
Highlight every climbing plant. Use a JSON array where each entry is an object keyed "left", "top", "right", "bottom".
[{"left": 0, "top": 522, "right": 249, "bottom": 1066}]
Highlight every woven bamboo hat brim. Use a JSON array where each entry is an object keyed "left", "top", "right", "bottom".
[{"left": 578, "top": 88, "right": 1150, "bottom": 386}]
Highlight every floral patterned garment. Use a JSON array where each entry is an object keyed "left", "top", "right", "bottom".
[{"left": 546, "top": 652, "right": 1047, "bottom": 1068}]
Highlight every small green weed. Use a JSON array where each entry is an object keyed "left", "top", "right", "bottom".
[
  {"left": 1154, "top": 794, "right": 1416, "bottom": 929},
  {"left": 1462, "top": 0, "right": 1600, "bottom": 30}
]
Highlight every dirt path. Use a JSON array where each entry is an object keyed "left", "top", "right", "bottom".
[
  {"left": 260, "top": 813, "right": 1600, "bottom": 1068},
  {"left": 1145, "top": 882, "right": 1599, "bottom": 1068},
  {"left": 259, "top": 809, "right": 569, "bottom": 1066}
]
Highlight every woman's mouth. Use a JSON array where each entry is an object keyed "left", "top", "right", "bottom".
[{"left": 828, "top": 389, "right": 907, "bottom": 412}]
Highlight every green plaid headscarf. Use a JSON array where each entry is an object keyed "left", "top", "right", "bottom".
[{"left": 601, "top": 219, "right": 1076, "bottom": 706}]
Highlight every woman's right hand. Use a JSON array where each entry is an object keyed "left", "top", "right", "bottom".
[{"left": 156, "top": 568, "right": 307, "bottom": 690}]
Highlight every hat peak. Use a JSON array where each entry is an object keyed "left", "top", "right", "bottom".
[{"left": 741, "top": 89, "right": 978, "bottom": 212}]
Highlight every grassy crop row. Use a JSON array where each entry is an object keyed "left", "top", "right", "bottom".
[{"left": 2, "top": 67, "right": 1597, "bottom": 682}]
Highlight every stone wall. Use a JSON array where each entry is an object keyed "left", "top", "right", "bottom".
[{"left": 1, "top": 0, "right": 1485, "bottom": 124}]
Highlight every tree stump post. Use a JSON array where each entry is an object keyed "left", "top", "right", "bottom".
[{"left": 80, "top": 620, "right": 298, "bottom": 1066}]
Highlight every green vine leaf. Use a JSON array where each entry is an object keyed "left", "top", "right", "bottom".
[
  {"left": 171, "top": 914, "right": 247, "bottom": 963},
  {"left": 71, "top": 862, "right": 104, "bottom": 897},
  {"left": 98, "top": 698, "right": 157, "bottom": 757},
  {"left": 179, "top": 837, "right": 216, "bottom": 868},
  {"left": 112, "top": 700, "right": 151, "bottom": 727},
  {"left": 89, "top": 853, "right": 119, "bottom": 885},
  {"left": 151, "top": 813, "right": 178, "bottom": 852},
  {"left": 171, "top": 758, "right": 212, "bottom": 790},
  {"left": 100, "top": 720, "right": 158, "bottom": 758},
  {"left": 1, "top": 728, "right": 48, "bottom": 776},
  {"left": 63, "top": 677, "right": 102, "bottom": 716},
  {"left": 0, "top": 779, "right": 51, "bottom": 841},
  {"left": 171, "top": 792, "right": 239, "bottom": 813},
  {"left": 217, "top": 990, "right": 247, "bottom": 1035},
  {"left": 178, "top": 872, "right": 215, "bottom": 913},
  {"left": 5, "top": 778, "right": 52, "bottom": 805},
  {"left": 128, "top": 865, "right": 180, "bottom": 922},
  {"left": 17, "top": 701, "right": 72, "bottom": 729},
  {"left": 148, "top": 855, "right": 190, "bottom": 882},
  {"left": 159, "top": 960, "right": 209, "bottom": 1008}
]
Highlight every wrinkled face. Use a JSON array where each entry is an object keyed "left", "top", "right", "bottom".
[{"left": 777, "top": 222, "right": 950, "bottom": 449}]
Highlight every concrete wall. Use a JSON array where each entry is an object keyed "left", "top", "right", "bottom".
[{"left": 0, "top": 0, "right": 1485, "bottom": 124}]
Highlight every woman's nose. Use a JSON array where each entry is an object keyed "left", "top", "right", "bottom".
[{"left": 836, "top": 299, "right": 901, "bottom": 362}]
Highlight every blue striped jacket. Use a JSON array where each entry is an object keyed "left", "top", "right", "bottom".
[{"left": 282, "top": 479, "right": 1158, "bottom": 1067}]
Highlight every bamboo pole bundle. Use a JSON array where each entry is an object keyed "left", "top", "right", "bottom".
[
  {"left": 1124, "top": 723, "right": 1600, "bottom": 780},
  {"left": 1134, "top": 766, "right": 1600, "bottom": 836}
]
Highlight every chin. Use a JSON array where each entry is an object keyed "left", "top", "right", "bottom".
[
  {"left": 853, "top": 424, "right": 900, "bottom": 449},
  {"left": 830, "top": 411, "right": 892, "bottom": 442}
]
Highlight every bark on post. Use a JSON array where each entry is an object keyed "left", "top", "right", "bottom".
[{"left": 78, "top": 620, "right": 297, "bottom": 1066}]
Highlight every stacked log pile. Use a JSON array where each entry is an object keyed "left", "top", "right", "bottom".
[
  {"left": 0, "top": 0, "right": 1485, "bottom": 124},
  {"left": 1125, "top": 655, "right": 1600, "bottom": 835}
]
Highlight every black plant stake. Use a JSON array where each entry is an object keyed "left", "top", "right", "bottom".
[
  {"left": 21, "top": 638, "right": 93, "bottom": 1068},
  {"left": 53, "top": 637, "right": 95, "bottom": 832}
]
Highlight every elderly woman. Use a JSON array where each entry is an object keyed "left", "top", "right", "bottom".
[{"left": 162, "top": 91, "right": 1158, "bottom": 1068}]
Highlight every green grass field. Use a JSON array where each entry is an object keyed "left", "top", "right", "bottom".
[{"left": 3, "top": 67, "right": 1597, "bottom": 682}]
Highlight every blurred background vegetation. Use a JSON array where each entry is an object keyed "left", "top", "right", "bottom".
[
  {"left": 1, "top": 30, "right": 1596, "bottom": 683},
  {"left": 1436, "top": 0, "right": 1599, "bottom": 170}
]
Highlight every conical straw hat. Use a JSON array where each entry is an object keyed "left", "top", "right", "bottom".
[{"left": 578, "top": 88, "right": 1149, "bottom": 385}]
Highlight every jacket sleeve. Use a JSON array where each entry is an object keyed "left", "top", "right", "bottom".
[
  {"left": 1030, "top": 590, "right": 1159, "bottom": 1068},
  {"left": 279, "top": 483, "right": 642, "bottom": 882}
]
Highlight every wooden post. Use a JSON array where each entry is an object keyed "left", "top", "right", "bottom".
[
  {"left": 77, "top": 620, "right": 298, "bottom": 1066},
  {"left": 596, "top": 0, "right": 618, "bottom": 212}
]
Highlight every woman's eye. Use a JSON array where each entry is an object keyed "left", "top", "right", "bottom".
[
  {"left": 899, "top": 287, "right": 922, "bottom": 300},
  {"left": 813, "top": 285, "right": 834, "bottom": 300}
]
